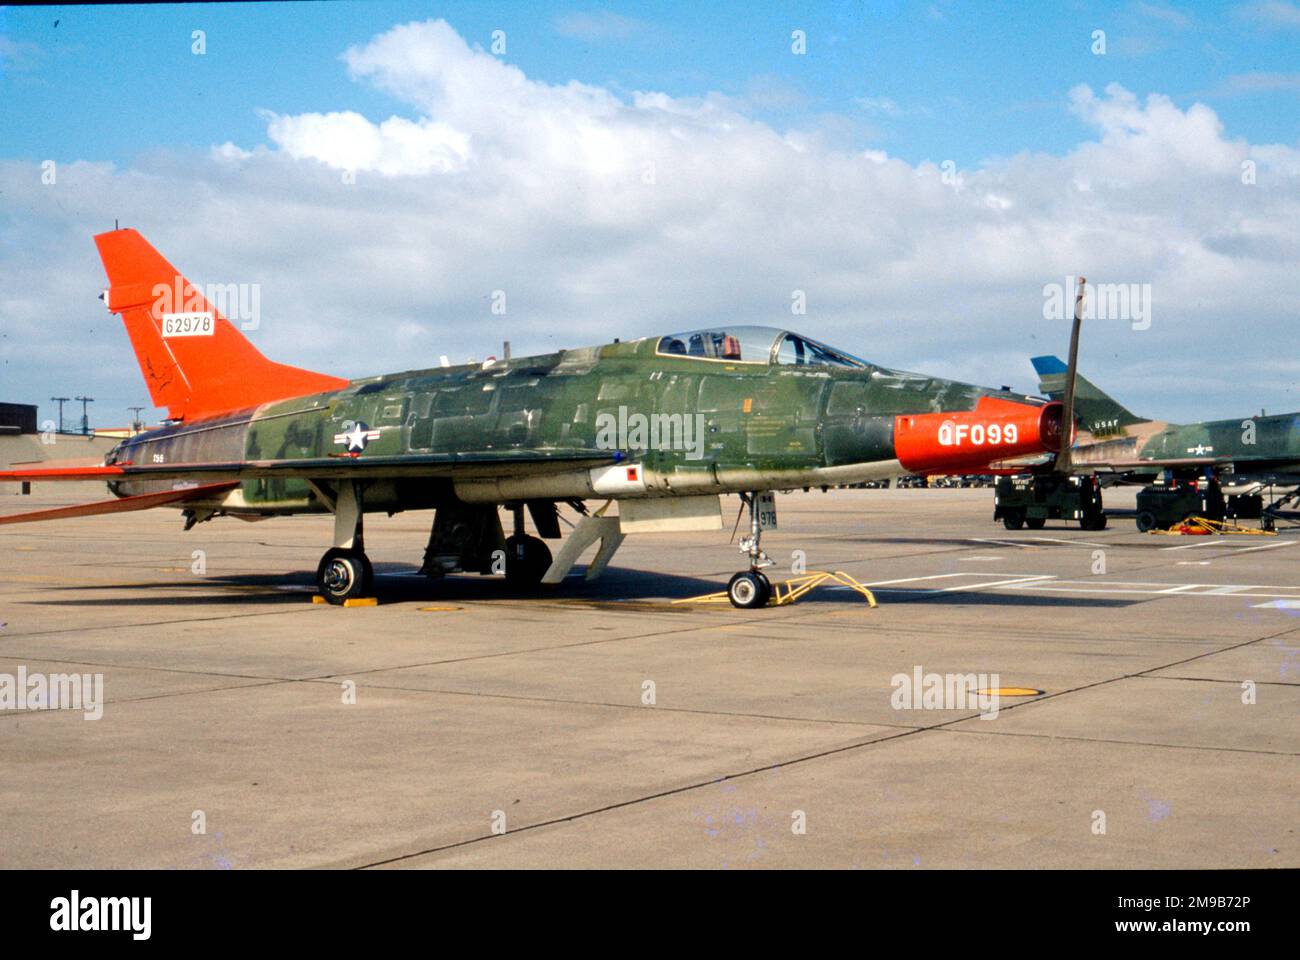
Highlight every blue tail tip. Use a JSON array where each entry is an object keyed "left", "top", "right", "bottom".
[{"left": 1031, "top": 355, "right": 1068, "bottom": 375}]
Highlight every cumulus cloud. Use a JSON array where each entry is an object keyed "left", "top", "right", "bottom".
[
  {"left": 2, "top": 18, "right": 1298, "bottom": 425},
  {"left": 263, "top": 110, "right": 470, "bottom": 175}
]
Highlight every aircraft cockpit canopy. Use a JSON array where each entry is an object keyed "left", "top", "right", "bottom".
[{"left": 655, "top": 326, "right": 868, "bottom": 368}]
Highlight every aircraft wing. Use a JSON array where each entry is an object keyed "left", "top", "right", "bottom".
[
  {"left": 1085, "top": 454, "right": 1300, "bottom": 474},
  {"left": 1087, "top": 456, "right": 1219, "bottom": 472},
  {"left": 0, "top": 449, "right": 622, "bottom": 485}
]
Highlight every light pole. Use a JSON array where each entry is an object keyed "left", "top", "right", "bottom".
[
  {"left": 74, "top": 396, "right": 94, "bottom": 436},
  {"left": 50, "top": 397, "right": 70, "bottom": 434},
  {"left": 128, "top": 406, "right": 145, "bottom": 434}
]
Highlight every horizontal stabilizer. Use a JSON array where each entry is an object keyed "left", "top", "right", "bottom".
[
  {"left": 0, "top": 465, "right": 128, "bottom": 482},
  {"left": 0, "top": 482, "right": 238, "bottom": 526}
]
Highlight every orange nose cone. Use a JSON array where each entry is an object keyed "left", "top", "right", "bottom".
[{"left": 893, "top": 397, "right": 1063, "bottom": 475}]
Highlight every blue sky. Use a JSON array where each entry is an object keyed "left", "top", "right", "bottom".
[
  {"left": 4, "top": 1, "right": 1298, "bottom": 170},
  {"left": 1, "top": 2, "right": 1298, "bottom": 429}
]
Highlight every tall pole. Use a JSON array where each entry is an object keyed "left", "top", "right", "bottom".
[
  {"left": 1056, "top": 276, "right": 1086, "bottom": 475},
  {"left": 74, "top": 396, "right": 94, "bottom": 436},
  {"left": 128, "top": 407, "right": 145, "bottom": 434},
  {"left": 50, "top": 397, "right": 69, "bottom": 434}
]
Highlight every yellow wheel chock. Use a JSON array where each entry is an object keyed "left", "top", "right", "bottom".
[
  {"left": 672, "top": 571, "right": 877, "bottom": 608},
  {"left": 1149, "top": 516, "right": 1277, "bottom": 537}
]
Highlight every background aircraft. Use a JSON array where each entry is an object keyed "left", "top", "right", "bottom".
[
  {"left": 1, "top": 229, "right": 1070, "bottom": 607},
  {"left": 1014, "top": 355, "right": 1300, "bottom": 531}
]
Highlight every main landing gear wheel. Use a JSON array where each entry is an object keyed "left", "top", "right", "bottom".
[
  {"left": 316, "top": 547, "right": 373, "bottom": 605},
  {"left": 504, "top": 534, "right": 553, "bottom": 586},
  {"left": 1081, "top": 512, "right": 1108, "bottom": 531},
  {"left": 727, "top": 571, "right": 771, "bottom": 609}
]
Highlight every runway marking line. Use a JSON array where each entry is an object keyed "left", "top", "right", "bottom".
[
  {"left": 858, "top": 573, "right": 969, "bottom": 587},
  {"left": 1161, "top": 539, "right": 1296, "bottom": 554},
  {"left": 966, "top": 536, "right": 1107, "bottom": 549},
  {"left": 856, "top": 571, "right": 1300, "bottom": 601},
  {"left": 939, "top": 575, "right": 1054, "bottom": 592},
  {"left": 1161, "top": 540, "right": 1226, "bottom": 552},
  {"left": 1226, "top": 541, "right": 1297, "bottom": 557}
]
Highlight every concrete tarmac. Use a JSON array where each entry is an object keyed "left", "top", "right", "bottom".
[{"left": 0, "top": 486, "right": 1295, "bottom": 868}]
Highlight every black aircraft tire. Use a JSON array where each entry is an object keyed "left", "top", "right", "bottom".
[
  {"left": 1081, "top": 513, "right": 1108, "bottom": 532},
  {"left": 504, "top": 535, "right": 553, "bottom": 586},
  {"left": 728, "top": 571, "right": 770, "bottom": 609},
  {"left": 317, "top": 548, "right": 371, "bottom": 605}
]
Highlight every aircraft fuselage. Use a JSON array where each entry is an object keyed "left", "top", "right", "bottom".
[{"left": 105, "top": 329, "right": 1054, "bottom": 517}]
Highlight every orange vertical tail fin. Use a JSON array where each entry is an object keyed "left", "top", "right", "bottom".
[{"left": 94, "top": 228, "right": 349, "bottom": 421}]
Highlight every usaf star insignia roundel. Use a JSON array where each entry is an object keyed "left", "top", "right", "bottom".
[{"left": 333, "top": 421, "right": 382, "bottom": 453}]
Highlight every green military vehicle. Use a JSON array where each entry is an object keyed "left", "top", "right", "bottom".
[{"left": 994, "top": 472, "right": 1106, "bottom": 531}]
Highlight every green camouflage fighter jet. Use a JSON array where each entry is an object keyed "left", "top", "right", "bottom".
[
  {"left": 1, "top": 229, "right": 1067, "bottom": 607},
  {"left": 1006, "top": 355, "right": 1300, "bottom": 531}
]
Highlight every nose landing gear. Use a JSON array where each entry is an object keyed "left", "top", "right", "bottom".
[
  {"left": 728, "top": 492, "right": 775, "bottom": 609},
  {"left": 727, "top": 570, "right": 771, "bottom": 609}
]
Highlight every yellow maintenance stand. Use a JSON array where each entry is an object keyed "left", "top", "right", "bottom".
[
  {"left": 673, "top": 570, "right": 877, "bottom": 608},
  {"left": 1148, "top": 516, "right": 1277, "bottom": 537}
]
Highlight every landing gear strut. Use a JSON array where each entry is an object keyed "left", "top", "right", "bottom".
[
  {"left": 1260, "top": 481, "right": 1300, "bottom": 531},
  {"left": 312, "top": 481, "right": 374, "bottom": 605},
  {"left": 728, "top": 492, "right": 773, "bottom": 609}
]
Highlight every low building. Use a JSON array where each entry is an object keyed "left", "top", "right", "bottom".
[
  {"left": 0, "top": 402, "right": 120, "bottom": 496},
  {"left": 0, "top": 402, "right": 39, "bottom": 436}
]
